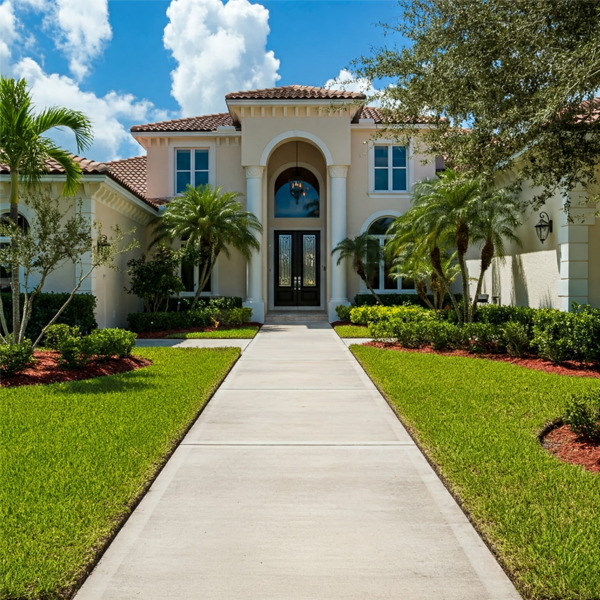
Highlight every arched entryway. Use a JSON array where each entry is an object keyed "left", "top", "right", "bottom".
[{"left": 266, "top": 140, "right": 327, "bottom": 312}]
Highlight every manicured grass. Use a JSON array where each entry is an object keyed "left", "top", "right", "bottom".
[
  {"left": 333, "top": 325, "right": 371, "bottom": 338},
  {"left": 351, "top": 345, "right": 600, "bottom": 600},
  {"left": 0, "top": 347, "right": 239, "bottom": 600},
  {"left": 165, "top": 326, "right": 259, "bottom": 339}
]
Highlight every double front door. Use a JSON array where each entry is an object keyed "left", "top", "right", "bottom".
[{"left": 274, "top": 230, "right": 321, "bottom": 307}]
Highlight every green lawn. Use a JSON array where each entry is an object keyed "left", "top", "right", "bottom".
[
  {"left": 165, "top": 325, "right": 259, "bottom": 339},
  {"left": 352, "top": 345, "right": 600, "bottom": 600},
  {"left": 0, "top": 347, "right": 239, "bottom": 600},
  {"left": 333, "top": 325, "right": 371, "bottom": 338}
]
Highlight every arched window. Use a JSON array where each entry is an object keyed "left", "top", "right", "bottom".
[
  {"left": 367, "top": 217, "right": 415, "bottom": 292},
  {"left": 274, "top": 167, "right": 319, "bottom": 218},
  {"left": 0, "top": 213, "right": 30, "bottom": 288}
]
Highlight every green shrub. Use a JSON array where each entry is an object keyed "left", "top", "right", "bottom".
[
  {"left": 335, "top": 305, "right": 352, "bottom": 321},
  {"left": 1, "top": 292, "right": 97, "bottom": 341},
  {"left": 425, "top": 321, "right": 463, "bottom": 351},
  {"left": 503, "top": 322, "right": 530, "bottom": 357},
  {"left": 564, "top": 390, "right": 600, "bottom": 441},
  {"left": 461, "top": 323, "right": 506, "bottom": 354},
  {"left": 532, "top": 309, "right": 578, "bottom": 363},
  {"left": 350, "top": 305, "right": 434, "bottom": 326},
  {"left": 354, "top": 292, "right": 462, "bottom": 308},
  {"left": 87, "top": 329, "right": 137, "bottom": 361},
  {"left": 0, "top": 339, "right": 34, "bottom": 376},
  {"left": 45, "top": 324, "right": 81, "bottom": 350},
  {"left": 213, "top": 307, "right": 252, "bottom": 326},
  {"left": 56, "top": 335, "right": 95, "bottom": 369},
  {"left": 127, "top": 306, "right": 252, "bottom": 333},
  {"left": 166, "top": 296, "right": 243, "bottom": 312},
  {"left": 476, "top": 304, "right": 537, "bottom": 329}
]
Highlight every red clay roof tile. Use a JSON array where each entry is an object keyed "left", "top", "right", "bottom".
[
  {"left": 130, "top": 113, "right": 235, "bottom": 133},
  {"left": 225, "top": 84, "right": 366, "bottom": 101}
]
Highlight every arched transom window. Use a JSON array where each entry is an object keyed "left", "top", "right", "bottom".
[
  {"left": 367, "top": 217, "right": 415, "bottom": 292},
  {"left": 274, "top": 167, "right": 320, "bottom": 218}
]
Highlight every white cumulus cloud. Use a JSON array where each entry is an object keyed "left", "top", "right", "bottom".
[
  {"left": 0, "top": 0, "right": 19, "bottom": 66},
  {"left": 164, "top": 0, "right": 280, "bottom": 116},
  {"left": 14, "top": 58, "right": 156, "bottom": 160},
  {"left": 47, "top": 0, "right": 112, "bottom": 80},
  {"left": 325, "top": 68, "right": 381, "bottom": 105}
]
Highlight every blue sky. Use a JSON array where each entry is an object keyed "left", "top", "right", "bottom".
[{"left": 0, "top": 0, "right": 406, "bottom": 162}]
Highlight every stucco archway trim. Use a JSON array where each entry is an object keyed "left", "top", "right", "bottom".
[
  {"left": 360, "top": 210, "right": 401, "bottom": 234},
  {"left": 259, "top": 131, "right": 334, "bottom": 167}
]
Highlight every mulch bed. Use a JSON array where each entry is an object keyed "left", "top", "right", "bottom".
[
  {"left": 364, "top": 341, "right": 600, "bottom": 379},
  {"left": 542, "top": 424, "right": 600, "bottom": 473},
  {"left": 1, "top": 351, "right": 152, "bottom": 388},
  {"left": 136, "top": 322, "right": 263, "bottom": 339}
]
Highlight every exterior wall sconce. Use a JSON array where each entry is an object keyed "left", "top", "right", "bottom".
[
  {"left": 534, "top": 212, "right": 553, "bottom": 244},
  {"left": 96, "top": 234, "right": 110, "bottom": 250}
]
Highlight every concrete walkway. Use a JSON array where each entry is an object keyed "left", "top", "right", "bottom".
[
  {"left": 136, "top": 338, "right": 252, "bottom": 350},
  {"left": 76, "top": 322, "right": 521, "bottom": 600}
]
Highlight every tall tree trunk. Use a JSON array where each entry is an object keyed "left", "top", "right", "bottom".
[
  {"left": 469, "top": 237, "right": 494, "bottom": 322},
  {"left": 9, "top": 170, "right": 20, "bottom": 342},
  {"left": 416, "top": 279, "right": 434, "bottom": 309},
  {"left": 455, "top": 220, "right": 470, "bottom": 324}
]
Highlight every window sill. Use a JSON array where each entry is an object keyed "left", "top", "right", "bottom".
[{"left": 368, "top": 191, "right": 411, "bottom": 200}]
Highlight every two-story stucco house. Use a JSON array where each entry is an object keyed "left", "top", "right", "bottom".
[{"left": 1, "top": 84, "right": 598, "bottom": 328}]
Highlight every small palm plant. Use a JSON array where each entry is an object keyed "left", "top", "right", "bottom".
[
  {"left": 0, "top": 76, "right": 93, "bottom": 339},
  {"left": 153, "top": 184, "right": 262, "bottom": 308},
  {"left": 332, "top": 232, "right": 383, "bottom": 304}
]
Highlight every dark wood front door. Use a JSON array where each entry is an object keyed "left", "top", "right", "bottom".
[{"left": 274, "top": 231, "right": 321, "bottom": 307}]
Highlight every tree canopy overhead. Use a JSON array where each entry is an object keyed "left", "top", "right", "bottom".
[{"left": 354, "top": 0, "right": 600, "bottom": 208}]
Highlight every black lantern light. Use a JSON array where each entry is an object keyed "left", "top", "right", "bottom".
[
  {"left": 288, "top": 141, "right": 306, "bottom": 204},
  {"left": 96, "top": 234, "right": 110, "bottom": 250},
  {"left": 534, "top": 211, "right": 553, "bottom": 244}
]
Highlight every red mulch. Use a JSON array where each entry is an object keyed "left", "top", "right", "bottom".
[
  {"left": 364, "top": 341, "right": 600, "bottom": 379},
  {"left": 1, "top": 351, "right": 152, "bottom": 388},
  {"left": 136, "top": 322, "right": 263, "bottom": 339},
  {"left": 542, "top": 424, "right": 600, "bottom": 473}
]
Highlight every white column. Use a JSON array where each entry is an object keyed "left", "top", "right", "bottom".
[
  {"left": 557, "top": 192, "right": 597, "bottom": 311},
  {"left": 243, "top": 166, "right": 265, "bottom": 323},
  {"left": 328, "top": 165, "right": 349, "bottom": 321}
]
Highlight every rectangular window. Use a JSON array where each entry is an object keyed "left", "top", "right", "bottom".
[
  {"left": 175, "top": 149, "right": 209, "bottom": 194},
  {"left": 373, "top": 145, "right": 407, "bottom": 192}
]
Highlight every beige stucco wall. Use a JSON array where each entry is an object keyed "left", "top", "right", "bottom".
[
  {"left": 94, "top": 199, "right": 149, "bottom": 328},
  {"left": 588, "top": 218, "right": 600, "bottom": 307}
]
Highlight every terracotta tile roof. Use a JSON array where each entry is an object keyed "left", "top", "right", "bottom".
[
  {"left": 225, "top": 84, "right": 366, "bottom": 100},
  {"left": 0, "top": 155, "right": 157, "bottom": 210},
  {"left": 354, "top": 106, "right": 444, "bottom": 125},
  {"left": 130, "top": 113, "right": 235, "bottom": 133},
  {"left": 105, "top": 156, "right": 149, "bottom": 204}
]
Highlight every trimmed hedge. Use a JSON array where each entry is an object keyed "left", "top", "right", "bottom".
[
  {"left": 1, "top": 293, "right": 97, "bottom": 341},
  {"left": 354, "top": 292, "right": 462, "bottom": 308},
  {"left": 351, "top": 302, "right": 600, "bottom": 364},
  {"left": 165, "top": 296, "right": 243, "bottom": 312},
  {"left": 127, "top": 306, "right": 252, "bottom": 333}
]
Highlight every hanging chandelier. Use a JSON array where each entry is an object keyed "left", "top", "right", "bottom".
[{"left": 289, "top": 141, "right": 307, "bottom": 204}]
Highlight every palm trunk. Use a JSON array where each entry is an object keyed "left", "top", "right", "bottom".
[
  {"left": 469, "top": 238, "right": 494, "bottom": 323},
  {"left": 430, "top": 246, "right": 462, "bottom": 324},
  {"left": 9, "top": 171, "right": 20, "bottom": 341},
  {"left": 357, "top": 264, "right": 382, "bottom": 304},
  {"left": 191, "top": 249, "right": 217, "bottom": 309},
  {"left": 416, "top": 280, "right": 434, "bottom": 309}
]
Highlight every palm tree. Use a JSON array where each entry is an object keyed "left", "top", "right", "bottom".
[
  {"left": 0, "top": 76, "right": 93, "bottom": 337},
  {"left": 331, "top": 232, "right": 383, "bottom": 304},
  {"left": 153, "top": 184, "right": 262, "bottom": 308},
  {"left": 468, "top": 190, "right": 522, "bottom": 321},
  {"left": 386, "top": 218, "right": 459, "bottom": 310}
]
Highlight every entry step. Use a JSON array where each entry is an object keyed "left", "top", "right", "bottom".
[{"left": 265, "top": 311, "right": 329, "bottom": 322}]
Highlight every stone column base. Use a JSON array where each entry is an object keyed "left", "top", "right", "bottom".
[
  {"left": 328, "top": 299, "right": 350, "bottom": 323},
  {"left": 243, "top": 300, "right": 265, "bottom": 324}
]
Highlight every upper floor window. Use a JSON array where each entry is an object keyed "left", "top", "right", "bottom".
[
  {"left": 374, "top": 145, "right": 407, "bottom": 192},
  {"left": 176, "top": 149, "right": 209, "bottom": 194}
]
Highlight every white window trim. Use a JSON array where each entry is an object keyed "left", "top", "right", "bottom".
[
  {"left": 359, "top": 211, "right": 416, "bottom": 295},
  {"left": 169, "top": 140, "right": 216, "bottom": 197},
  {"left": 367, "top": 141, "right": 414, "bottom": 198}
]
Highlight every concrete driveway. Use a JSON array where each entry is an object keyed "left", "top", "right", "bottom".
[{"left": 76, "top": 322, "right": 521, "bottom": 600}]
